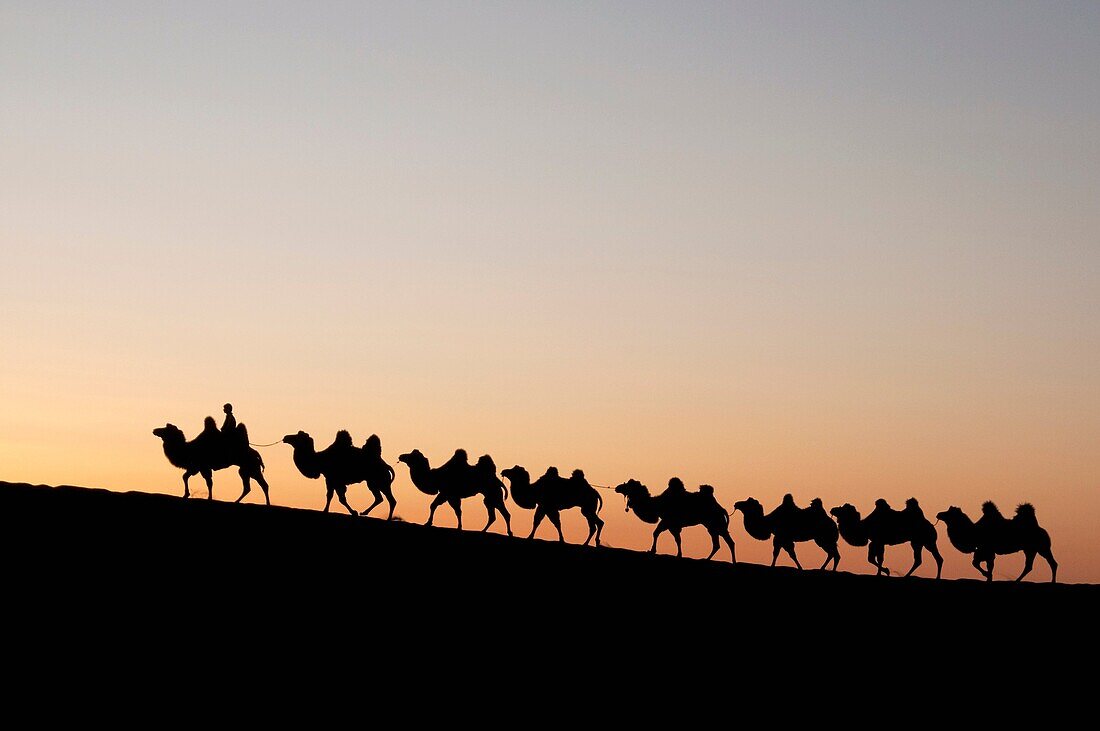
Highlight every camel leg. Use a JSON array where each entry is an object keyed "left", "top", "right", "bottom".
[
  {"left": 829, "top": 544, "right": 841, "bottom": 571},
  {"left": 771, "top": 540, "right": 782, "bottom": 567},
  {"left": 333, "top": 482, "right": 357, "bottom": 516},
  {"left": 449, "top": 497, "right": 462, "bottom": 530},
  {"left": 815, "top": 539, "right": 837, "bottom": 570},
  {"left": 181, "top": 470, "right": 196, "bottom": 499},
  {"left": 497, "top": 499, "right": 512, "bottom": 536},
  {"left": 928, "top": 541, "right": 943, "bottom": 579},
  {"left": 905, "top": 543, "right": 923, "bottom": 577},
  {"left": 547, "top": 510, "right": 564, "bottom": 542},
  {"left": 593, "top": 514, "right": 605, "bottom": 547},
  {"left": 202, "top": 469, "right": 214, "bottom": 500},
  {"left": 383, "top": 487, "right": 396, "bottom": 520},
  {"left": 426, "top": 494, "right": 448, "bottom": 526},
  {"left": 866, "top": 545, "right": 881, "bottom": 574},
  {"left": 254, "top": 467, "right": 270, "bottom": 505},
  {"left": 650, "top": 521, "right": 669, "bottom": 553},
  {"left": 235, "top": 467, "right": 251, "bottom": 504},
  {"left": 722, "top": 531, "right": 736, "bottom": 563},
  {"left": 705, "top": 530, "right": 720, "bottom": 560},
  {"left": 784, "top": 542, "right": 803, "bottom": 570},
  {"left": 528, "top": 507, "right": 546, "bottom": 539},
  {"left": 1016, "top": 551, "right": 1036, "bottom": 582},
  {"left": 869, "top": 544, "right": 889, "bottom": 576},
  {"left": 482, "top": 501, "right": 497, "bottom": 532},
  {"left": 581, "top": 508, "right": 603, "bottom": 547},
  {"left": 671, "top": 527, "right": 683, "bottom": 557},
  {"left": 1039, "top": 547, "right": 1057, "bottom": 583},
  {"left": 971, "top": 554, "right": 988, "bottom": 579},
  {"left": 361, "top": 490, "right": 384, "bottom": 517}
]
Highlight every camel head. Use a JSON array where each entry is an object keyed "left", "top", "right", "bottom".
[
  {"left": 830, "top": 503, "right": 861, "bottom": 524},
  {"left": 282, "top": 431, "right": 314, "bottom": 450},
  {"left": 153, "top": 423, "right": 185, "bottom": 443},
  {"left": 732, "top": 497, "right": 762, "bottom": 515},
  {"left": 614, "top": 479, "right": 649, "bottom": 512},
  {"left": 501, "top": 465, "right": 529, "bottom": 485},
  {"left": 398, "top": 449, "right": 428, "bottom": 469},
  {"left": 936, "top": 506, "right": 969, "bottom": 525}
]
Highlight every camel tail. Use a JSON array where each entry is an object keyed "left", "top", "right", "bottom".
[{"left": 238, "top": 423, "right": 264, "bottom": 470}]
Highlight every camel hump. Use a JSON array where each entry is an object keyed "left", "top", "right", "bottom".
[
  {"left": 698, "top": 484, "right": 715, "bottom": 496},
  {"left": 1014, "top": 503, "right": 1038, "bottom": 525},
  {"left": 981, "top": 501, "right": 1002, "bottom": 518},
  {"left": 237, "top": 423, "right": 249, "bottom": 443}
]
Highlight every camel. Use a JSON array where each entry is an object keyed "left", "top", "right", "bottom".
[
  {"left": 153, "top": 421, "right": 269, "bottom": 503},
  {"left": 397, "top": 449, "right": 512, "bottom": 534},
  {"left": 830, "top": 498, "right": 943, "bottom": 578},
  {"left": 732, "top": 495, "right": 840, "bottom": 570},
  {"left": 282, "top": 430, "right": 379, "bottom": 516},
  {"left": 614, "top": 478, "right": 735, "bottom": 561},
  {"left": 936, "top": 503, "right": 1057, "bottom": 583},
  {"left": 500, "top": 466, "right": 604, "bottom": 546}
]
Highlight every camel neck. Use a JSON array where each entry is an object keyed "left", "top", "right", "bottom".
[
  {"left": 944, "top": 519, "right": 977, "bottom": 553},
  {"left": 405, "top": 461, "right": 440, "bottom": 496},
  {"left": 163, "top": 438, "right": 190, "bottom": 468},
  {"left": 291, "top": 445, "right": 322, "bottom": 480},
  {"left": 740, "top": 509, "right": 772, "bottom": 541},
  {"left": 629, "top": 494, "right": 662, "bottom": 524},
  {"left": 837, "top": 517, "right": 869, "bottom": 547},
  {"left": 508, "top": 475, "right": 539, "bottom": 510}
]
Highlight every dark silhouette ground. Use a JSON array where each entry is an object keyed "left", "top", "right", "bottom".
[{"left": 2, "top": 479, "right": 1096, "bottom": 692}]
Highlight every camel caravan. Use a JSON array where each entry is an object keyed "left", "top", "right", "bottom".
[{"left": 153, "top": 407, "right": 1058, "bottom": 583}]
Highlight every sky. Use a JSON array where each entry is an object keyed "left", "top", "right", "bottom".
[{"left": 2, "top": 2, "right": 1098, "bottom": 582}]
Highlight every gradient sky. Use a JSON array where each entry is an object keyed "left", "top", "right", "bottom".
[{"left": 2, "top": 2, "right": 1098, "bottom": 581}]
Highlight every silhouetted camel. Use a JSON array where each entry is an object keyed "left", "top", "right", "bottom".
[
  {"left": 501, "top": 466, "right": 604, "bottom": 546},
  {"left": 936, "top": 503, "right": 1057, "bottom": 583},
  {"left": 398, "top": 449, "right": 512, "bottom": 534},
  {"left": 153, "top": 422, "right": 269, "bottom": 503},
  {"left": 830, "top": 499, "right": 943, "bottom": 578},
  {"left": 282, "top": 430, "right": 370, "bottom": 516},
  {"left": 733, "top": 495, "right": 840, "bottom": 570},
  {"left": 614, "top": 478, "right": 735, "bottom": 561}
]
